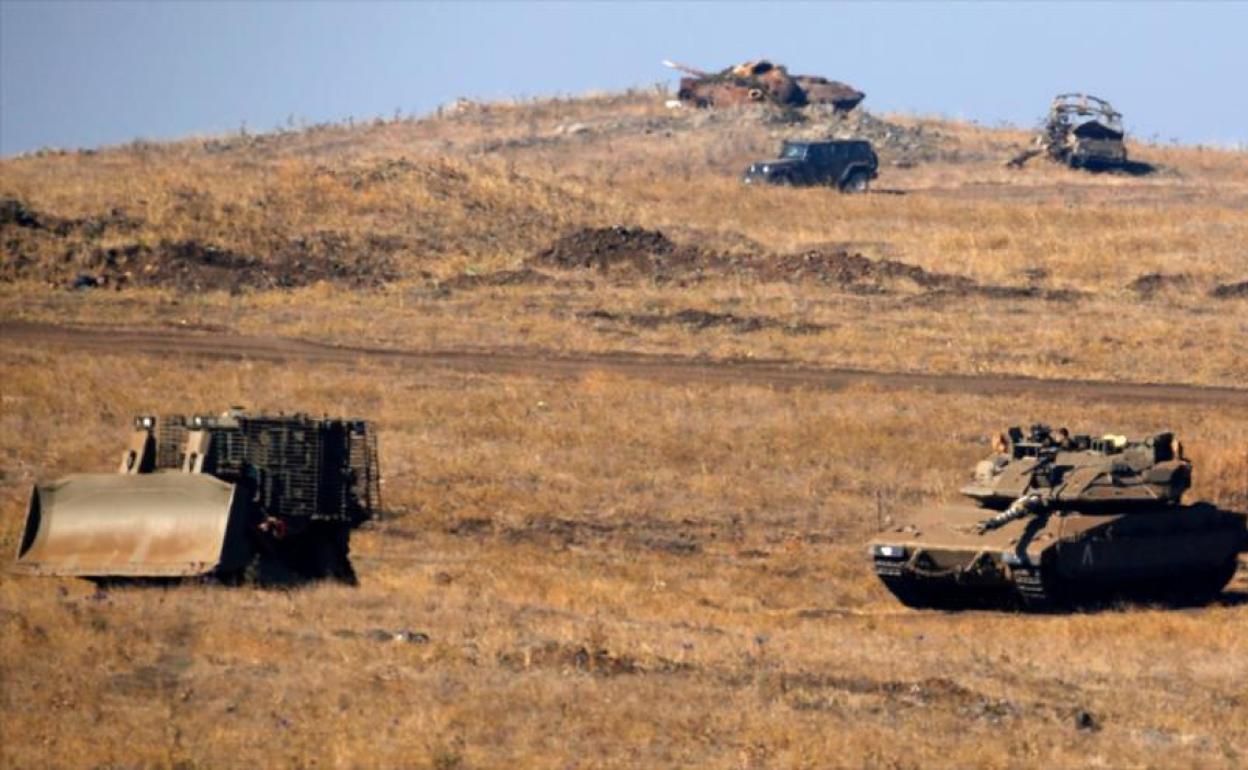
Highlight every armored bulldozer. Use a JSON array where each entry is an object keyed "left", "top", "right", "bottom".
[
  {"left": 869, "top": 425, "right": 1247, "bottom": 610},
  {"left": 13, "top": 409, "right": 381, "bottom": 585}
]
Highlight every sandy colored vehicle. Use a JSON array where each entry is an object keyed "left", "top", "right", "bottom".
[
  {"left": 13, "top": 408, "right": 380, "bottom": 584},
  {"left": 870, "top": 425, "right": 1246, "bottom": 609},
  {"left": 1009, "top": 93, "right": 1129, "bottom": 170}
]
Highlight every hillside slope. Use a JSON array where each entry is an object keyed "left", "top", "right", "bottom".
[{"left": 3, "top": 91, "right": 1248, "bottom": 770}]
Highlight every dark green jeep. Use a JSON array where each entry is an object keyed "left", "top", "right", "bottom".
[{"left": 743, "top": 139, "right": 878, "bottom": 192}]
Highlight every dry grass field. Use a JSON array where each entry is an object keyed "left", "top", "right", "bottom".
[{"left": 2, "top": 91, "right": 1247, "bottom": 768}]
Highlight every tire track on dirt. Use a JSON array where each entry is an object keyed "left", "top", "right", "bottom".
[{"left": 3, "top": 320, "right": 1246, "bottom": 407}]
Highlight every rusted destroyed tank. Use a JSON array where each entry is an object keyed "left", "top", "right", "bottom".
[
  {"left": 1009, "top": 93, "right": 1128, "bottom": 170},
  {"left": 13, "top": 409, "right": 381, "bottom": 585},
  {"left": 663, "top": 59, "right": 864, "bottom": 112},
  {"left": 869, "top": 425, "right": 1247, "bottom": 610}
]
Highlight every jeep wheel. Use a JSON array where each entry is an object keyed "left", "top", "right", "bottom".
[{"left": 841, "top": 171, "right": 870, "bottom": 194}]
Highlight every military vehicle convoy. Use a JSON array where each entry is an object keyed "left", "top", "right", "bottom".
[
  {"left": 13, "top": 409, "right": 380, "bottom": 585},
  {"left": 870, "top": 426, "right": 1246, "bottom": 610},
  {"left": 743, "top": 139, "right": 879, "bottom": 191}
]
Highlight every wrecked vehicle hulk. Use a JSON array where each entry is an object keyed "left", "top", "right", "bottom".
[
  {"left": 1009, "top": 93, "right": 1129, "bottom": 170},
  {"left": 663, "top": 59, "right": 864, "bottom": 112},
  {"left": 13, "top": 408, "right": 381, "bottom": 585},
  {"left": 743, "top": 140, "right": 878, "bottom": 191},
  {"left": 869, "top": 425, "right": 1246, "bottom": 610}
]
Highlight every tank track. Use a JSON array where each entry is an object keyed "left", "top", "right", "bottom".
[
  {"left": 873, "top": 558, "right": 933, "bottom": 608},
  {"left": 1011, "top": 568, "right": 1057, "bottom": 610},
  {"left": 873, "top": 558, "right": 1009, "bottom": 610}
]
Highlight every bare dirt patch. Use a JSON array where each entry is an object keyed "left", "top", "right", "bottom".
[
  {"left": 532, "top": 226, "right": 1084, "bottom": 300},
  {"left": 6, "top": 319, "right": 1245, "bottom": 406},
  {"left": 1128, "top": 272, "right": 1197, "bottom": 298},
  {"left": 78, "top": 236, "right": 395, "bottom": 292},
  {"left": 1, "top": 197, "right": 398, "bottom": 291},
  {"left": 531, "top": 225, "right": 707, "bottom": 277}
]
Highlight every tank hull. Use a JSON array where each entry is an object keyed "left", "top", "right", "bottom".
[{"left": 869, "top": 503, "right": 1246, "bottom": 610}]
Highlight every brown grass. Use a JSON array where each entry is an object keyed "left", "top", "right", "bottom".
[
  {"left": 1, "top": 348, "right": 1246, "bottom": 769},
  {"left": 3, "top": 93, "right": 1247, "bottom": 386},
  {"left": 2, "top": 91, "right": 1247, "bottom": 768}
]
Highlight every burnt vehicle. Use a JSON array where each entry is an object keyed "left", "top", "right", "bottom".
[
  {"left": 13, "top": 408, "right": 381, "bottom": 585},
  {"left": 664, "top": 59, "right": 864, "bottom": 112},
  {"left": 869, "top": 425, "right": 1246, "bottom": 610},
  {"left": 1009, "top": 93, "right": 1129, "bottom": 170},
  {"left": 743, "top": 140, "right": 878, "bottom": 192}
]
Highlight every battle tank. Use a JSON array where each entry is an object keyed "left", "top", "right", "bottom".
[
  {"left": 13, "top": 409, "right": 381, "bottom": 585},
  {"left": 869, "top": 425, "right": 1246, "bottom": 610}
]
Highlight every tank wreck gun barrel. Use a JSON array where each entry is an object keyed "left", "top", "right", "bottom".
[
  {"left": 14, "top": 409, "right": 382, "bottom": 584},
  {"left": 661, "top": 59, "right": 711, "bottom": 78},
  {"left": 665, "top": 57, "right": 864, "bottom": 112}
]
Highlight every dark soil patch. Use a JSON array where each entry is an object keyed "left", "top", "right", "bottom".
[
  {"left": 1128, "top": 272, "right": 1196, "bottom": 298},
  {"left": 1210, "top": 280, "right": 1248, "bottom": 299},
  {"left": 0, "top": 196, "right": 141, "bottom": 238},
  {"left": 531, "top": 225, "right": 706, "bottom": 277},
  {"left": 78, "top": 237, "right": 395, "bottom": 292},
  {"left": 534, "top": 226, "right": 1084, "bottom": 301},
  {"left": 757, "top": 249, "right": 971, "bottom": 291},
  {"left": 1, "top": 197, "right": 397, "bottom": 291},
  {"left": 582, "top": 308, "right": 826, "bottom": 335}
]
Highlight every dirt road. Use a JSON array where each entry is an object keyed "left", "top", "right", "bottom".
[{"left": 4, "top": 320, "right": 1246, "bottom": 407}]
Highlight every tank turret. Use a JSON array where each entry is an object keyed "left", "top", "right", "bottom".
[{"left": 960, "top": 424, "right": 1190, "bottom": 513}]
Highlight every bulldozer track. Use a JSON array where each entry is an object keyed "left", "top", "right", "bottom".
[{"left": 4, "top": 320, "right": 1248, "bottom": 407}]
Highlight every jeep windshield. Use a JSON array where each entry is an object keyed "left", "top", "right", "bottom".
[{"left": 780, "top": 144, "right": 807, "bottom": 159}]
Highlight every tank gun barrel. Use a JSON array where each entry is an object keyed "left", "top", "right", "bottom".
[{"left": 975, "top": 492, "right": 1050, "bottom": 533}]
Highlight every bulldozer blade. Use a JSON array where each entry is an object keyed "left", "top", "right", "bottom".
[{"left": 13, "top": 473, "right": 252, "bottom": 578}]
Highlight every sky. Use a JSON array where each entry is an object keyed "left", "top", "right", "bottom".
[{"left": 1, "top": 1, "right": 1245, "bottom": 156}]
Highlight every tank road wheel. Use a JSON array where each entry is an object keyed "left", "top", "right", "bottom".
[
  {"left": 841, "top": 170, "right": 870, "bottom": 194},
  {"left": 1012, "top": 564, "right": 1067, "bottom": 612}
]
